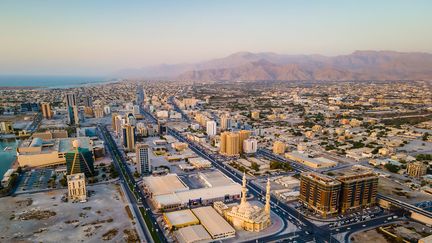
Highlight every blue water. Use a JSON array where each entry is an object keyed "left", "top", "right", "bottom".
[
  {"left": 0, "top": 75, "right": 113, "bottom": 88},
  {"left": 0, "top": 139, "right": 18, "bottom": 180}
]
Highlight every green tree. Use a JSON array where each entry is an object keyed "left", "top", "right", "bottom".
[
  {"left": 422, "top": 132, "right": 430, "bottom": 141},
  {"left": 385, "top": 163, "right": 400, "bottom": 173},
  {"left": 59, "top": 175, "right": 67, "bottom": 187},
  {"left": 251, "top": 162, "right": 260, "bottom": 172}
]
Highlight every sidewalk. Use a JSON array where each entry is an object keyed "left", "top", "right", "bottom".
[{"left": 119, "top": 182, "right": 148, "bottom": 242}]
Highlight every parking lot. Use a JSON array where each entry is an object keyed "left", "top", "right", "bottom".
[{"left": 15, "top": 169, "right": 59, "bottom": 193}]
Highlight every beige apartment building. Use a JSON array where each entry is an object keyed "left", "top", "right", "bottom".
[{"left": 67, "top": 173, "right": 87, "bottom": 202}]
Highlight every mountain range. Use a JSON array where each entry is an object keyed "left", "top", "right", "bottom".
[{"left": 115, "top": 51, "right": 432, "bottom": 81}]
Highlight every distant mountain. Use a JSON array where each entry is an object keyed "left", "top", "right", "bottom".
[{"left": 116, "top": 51, "right": 432, "bottom": 81}]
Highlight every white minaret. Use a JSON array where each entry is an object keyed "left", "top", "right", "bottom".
[
  {"left": 241, "top": 171, "right": 248, "bottom": 206},
  {"left": 265, "top": 178, "right": 271, "bottom": 215}
]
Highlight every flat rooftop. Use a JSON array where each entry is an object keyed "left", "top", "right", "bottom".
[
  {"left": 287, "top": 151, "right": 338, "bottom": 167},
  {"left": 143, "top": 174, "right": 189, "bottom": 196},
  {"left": 175, "top": 225, "right": 212, "bottom": 243},
  {"left": 198, "top": 170, "right": 235, "bottom": 187},
  {"left": 154, "top": 183, "right": 241, "bottom": 206},
  {"left": 191, "top": 206, "right": 235, "bottom": 239},
  {"left": 58, "top": 137, "right": 92, "bottom": 153},
  {"left": 337, "top": 171, "right": 378, "bottom": 182},
  {"left": 301, "top": 172, "right": 341, "bottom": 186},
  {"left": 164, "top": 209, "right": 199, "bottom": 228}
]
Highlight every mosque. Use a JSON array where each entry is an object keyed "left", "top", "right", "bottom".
[{"left": 214, "top": 172, "right": 272, "bottom": 232}]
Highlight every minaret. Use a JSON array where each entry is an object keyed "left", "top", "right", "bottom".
[
  {"left": 265, "top": 178, "right": 271, "bottom": 215},
  {"left": 241, "top": 171, "right": 248, "bottom": 205}
]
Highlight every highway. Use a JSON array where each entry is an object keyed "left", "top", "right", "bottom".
[
  {"left": 377, "top": 194, "right": 432, "bottom": 218},
  {"left": 167, "top": 127, "right": 338, "bottom": 242},
  {"left": 142, "top": 97, "right": 413, "bottom": 242},
  {"left": 98, "top": 124, "right": 167, "bottom": 243},
  {"left": 168, "top": 96, "right": 192, "bottom": 123}
]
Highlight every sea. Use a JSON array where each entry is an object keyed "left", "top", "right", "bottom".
[
  {"left": 0, "top": 75, "right": 116, "bottom": 179},
  {"left": 0, "top": 139, "right": 18, "bottom": 180},
  {"left": 0, "top": 75, "right": 114, "bottom": 88}
]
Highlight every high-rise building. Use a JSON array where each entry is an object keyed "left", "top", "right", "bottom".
[
  {"left": 67, "top": 105, "right": 80, "bottom": 125},
  {"left": 65, "top": 93, "right": 77, "bottom": 107},
  {"left": 206, "top": 120, "right": 217, "bottom": 137},
  {"left": 122, "top": 124, "right": 136, "bottom": 152},
  {"left": 243, "top": 138, "right": 258, "bottom": 154},
  {"left": 132, "top": 105, "right": 140, "bottom": 115},
  {"left": 114, "top": 115, "right": 123, "bottom": 137},
  {"left": 251, "top": 111, "right": 260, "bottom": 120},
  {"left": 238, "top": 130, "right": 251, "bottom": 153},
  {"left": 226, "top": 133, "right": 240, "bottom": 156},
  {"left": 103, "top": 105, "right": 111, "bottom": 115},
  {"left": 66, "top": 140, "right": 95, "bottom": 177},
  {"left": 127, "top": 113, "right": 136, "bottom": 126},
  {"left": 84, "top": 107, "right": 94, "bottom": 117},
  {"left": 220, "top": 114, "right": 231, "bottom": 131},
  {"left": 73, "top": 106, "right": 80, "bottom": 125},
  {"left": 40, "top": 102, "right": 53, "bottom": 119},
  {"left": 220, "top": 131, "right": 229, "bottom": 154},
  {"left": 136, "top": 143, "right": 151, "bottom": 175},
  {"left": 67, "top": 173, "right": 87, "bottom": 202},
  {"left": 337, "top": 171, "right": 378, "bottom": 213},
  {"left": 0, "top": 121, "right": 13, "bottom": 134},
  {"left": 407, "top": 162, "right": 428, "bottom": 178},
  {"left": 93, "top": 105, "right": 104, "bottom": 118},
  {"left": 272, "top": 141, "right": 285, "bottom": 155},
  {"left": 299, "top": 172, "right": 342, "bottom": 217},
  {"left": 111, "top": 113, "right": 118, "bottom": 129},
  {"left": 195, "top": 113, "right": 209, "bottom": 127},
  {"left": 83, "top": 95, "right": 93, "bottom": 107}
]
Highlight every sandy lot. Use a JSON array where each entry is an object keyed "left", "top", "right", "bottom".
[
  {"left": 0, "top": 183, "right": 139, "bottom": 243},
  {"left": 378, "top": 177, "right": 432, "bottom": 204},
  {"left": 350, "top": 228, "right": 390, "bottom": 243}
]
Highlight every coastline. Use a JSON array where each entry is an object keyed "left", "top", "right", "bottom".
[{"left": 0, "top": 75, "right": 120, "bottom": 90}]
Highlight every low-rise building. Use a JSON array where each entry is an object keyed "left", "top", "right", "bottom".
[
  {"left": 189, "top": 157, "right": 212, "bottom": 169},
  {"left": 174, "top": 225, "right": 212, "bottom": 243},
  {"left": 67, "top": 173, "right": 87, "bottom": 202},
  {"left": 407, "top": 161, "right": 428, "bottom": 178},
  {"left": 285, "top": 151, "right": 337, "bottom": 169},
  {"left": 272, "top": 141, "right": 285, "bottom": 155},
  {"left": 163, "top": 209, "right": 199, "bottom": 230},
  {"left": 191, "top": 206, "right": 236, "bottom": 240},
  {"left": 17, "top": 137, "right": 94, "bottom": 168}
]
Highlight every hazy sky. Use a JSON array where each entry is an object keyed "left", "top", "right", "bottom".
[{"left": 1, "top": 0, "right": 431, "bottom": 75}]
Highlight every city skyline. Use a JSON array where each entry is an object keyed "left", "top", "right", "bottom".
[{"left": 1, "top": 0, "right": 432, "bottom": 76}]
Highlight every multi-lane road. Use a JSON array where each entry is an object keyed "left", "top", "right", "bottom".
[
  {"left": 120, "top": 95, "right": 417, "bottom": 243},
  {"left": 98, "top": 124, "right": 167, "bottom": 243}
]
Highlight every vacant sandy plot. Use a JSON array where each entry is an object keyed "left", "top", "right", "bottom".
[
  {"left": 350, "top": 228, "right": 389, "bottom": 243},
  {"left": 0, "top": 183, "right": 139, "bottom": 243},
  {"left": 378, "top": 177, "right": 432, "bottom": 204}
]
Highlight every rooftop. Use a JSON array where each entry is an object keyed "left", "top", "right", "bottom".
[
  {"left": 154, "top": 183, "right": 241, "bottom": 206},
  {"left": 163, "top": 209, "right": 199, "bottom": 227},
  {"left": 191, "top": 206, "right": 235, "bottom": 238},
  {"left": 301, "top": 172, "right": 341, "bottom": 186},
  {"left": 198, "top": 170, "right": 235, "bottom": 187},
  {"left": 175, "top": 225, "right": 212, "bottom": 243},
  {"left": 143, "top": 174, "right": 189, "bottom": 196},
  {"left": 67, "top": 173, "right": 85, "bottom": 180},
  {"left": 58, "top": 137, "right": 92, "bottom": 153}
]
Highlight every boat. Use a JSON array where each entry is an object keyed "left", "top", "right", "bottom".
[{"left": 3, "top": 146, "right": 12, "bottom": 151}]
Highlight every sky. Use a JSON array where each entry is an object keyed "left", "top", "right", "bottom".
[{"left": 0, "top": 0, "right": 431, "bottom": 76}]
